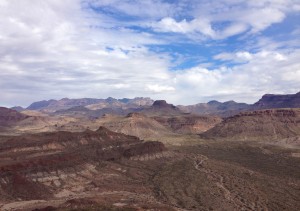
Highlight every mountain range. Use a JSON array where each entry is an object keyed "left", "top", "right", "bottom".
[
  {"left": 12, "top": 92, "right": 300, "bottom": 118},
  {"left": 24, "top": 97, "right": 154, "bottom": 112},
  {"left": 1, "top": 91, "right": 300, "bottom": 210}
]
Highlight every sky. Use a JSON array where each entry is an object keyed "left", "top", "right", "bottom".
[{"left": 0, "top": 0, "right": 300, "bottom": 107}]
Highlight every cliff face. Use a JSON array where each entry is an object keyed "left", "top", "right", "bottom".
[
  {"left": 253, "top": 92, "right": 300, "bottom": 109},
  {"left": 202, "top": 109, "right": 300, "bottom": 142},
  {"left": 141, "top": 100, "right": 184, "bottom": 116}
]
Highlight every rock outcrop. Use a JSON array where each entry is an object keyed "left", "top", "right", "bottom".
[
  {"left": 153, "top": 114, "right": 222, "bottom": 134},
  {"left": 99, "top": 112, "right": 173, "bottom": 140},
  {"left": 0, "top": 127, "right": 166, "bottom": 202},
  {"left": 202, "top": 109, "right": 300, "bottom": 142},
  {"left": 141, "top": 100, "right": 184, "bottom": 116},
  {"left": 253, "top": 92, "right": 300, "bottom": 109}
]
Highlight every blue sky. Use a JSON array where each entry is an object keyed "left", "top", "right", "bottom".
[{"left": 0, "top": 0, "right": 300, "bottom": 107}]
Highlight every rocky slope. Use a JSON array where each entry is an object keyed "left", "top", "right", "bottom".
[
  {"left": 0, "top": 107, "right": 29, "bottom": 127},
  {"left": 153, "top": 114, "right": 222, "bottom": 134},
  {"left": 96, "top": 112, "right": 174, "bottom": 140},
  {"left": 202, "top": 109, "right": 300, "bottom": 142},
  {"left": 0, "top": 111, "right": 80, "bottom": 136},
  {"left": 0, "top": 127, "right": 167, "bottom": 206}
]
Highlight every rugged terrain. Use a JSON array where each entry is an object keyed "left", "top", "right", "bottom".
[
  {"left": 179, "top": 91, "right": 300, "bottom": 116},
  {"left": 1, "top": 127, "right": 299, "bottom": 211},
  {"left": 26, "top": 97, "right": 153, "bottom": 113},
  {"left": 0, "top": 127, "right": 171, "bottom": 210},
  {"left": 97, "top": 112, "right": 174, "bottom": 140},
  {"left": 1, "top": 101, "right": 221, "bottom": 141},
  {"left": 253, "top": 92, "right": 300, "bottom": 109},
  {"left": 178, "top": 100, "right": 250, "bottom": 117},
  {"left": 202, "top": 109, "right": 300, "bottom": 145},
  {"left": 0, "top": 107, "right": 29, "bottom": 126},
  {"left": 0, "top": 107, "right": 30, "bottom": 133},
  {"left": 1, "top": 92, "right": 300, "bottom": 210},
  {"left": 153, "top": 114, "right": 222, "bottom": 134}
]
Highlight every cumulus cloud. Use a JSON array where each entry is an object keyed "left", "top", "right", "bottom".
[
  {"left": 0, "top": 0, "right": 172, "bottom": 106},
  {"left": 153, "top": 17, "right": 215, "bottom": 37},
  {"left": 214, "top": 51, "right": 287, "bottom": 63},
  {"left": 150, "top": 0, "right": 297, "bottom": 39},
  {"left": 146, "top": 84, "right": 175, "bottom": 93},
  {"left": 0, "top": 0, "right": 299, "bottom": 107},
  {"left": 174, "top": 49, "right": 300, "bottom": 103}
]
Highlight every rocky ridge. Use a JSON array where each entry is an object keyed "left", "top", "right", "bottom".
[
  {"left": 27, "top": 97, "right": 154, "bottom": 112},
  {"left": 202, "top": 108, "right": 300, "bottom": 142},
  {"left": 253, "top": 92, "right": 300, "bottom": 109},
  {"left": 0, "top": 127, "right": 167, "bottom": 204}
]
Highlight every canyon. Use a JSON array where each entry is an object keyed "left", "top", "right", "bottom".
[{"left": 0, "top": 92, "right": 300, "bottom": 210}]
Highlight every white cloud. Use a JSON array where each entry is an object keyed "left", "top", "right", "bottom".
[
  {"left": 173, "top": 49, "right": 300, "bottom": 104},
  {"left": 241, "top": 8, "right": 285, "bottom": 33},
  {"left": 113, "top": 83, "right": 131, "bottom": 89},
  {"left": 220, "top": 23, "right": 248, "bottom": 38},
  {"left": 146, "top": 84, "right": 175, "bottom": 93},
  {"left": 214, "top": 51, "right": 287, "bottom": 63},
  {"left": 236, "top": 52, "right": 253, "bottom": 60},
  {"left": 154, "top": 17, "right": 215, "bottom": 37},
  {"left": 150, "top": 0, "right": 297, "bottom": 39},
  {"left": 0, "top": 0, "right": 299, "bottom": 107},
  {"left": 0, "top": 0, "right": 173, "bottom": 106}
]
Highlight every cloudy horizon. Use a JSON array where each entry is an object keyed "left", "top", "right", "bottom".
[{"left": 1, "top": 0, "right": 300, "bottom": 107}]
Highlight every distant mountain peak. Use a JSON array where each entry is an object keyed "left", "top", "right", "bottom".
[
  {"left": 139, "top": 100, "right": 183, "bottom": 116},
  {"left": 106, "top": 97, "right": 116, "bottom": 100},
  {"left": 207, "top": 100, "right": 221, "bottom": 105},
  {"left": 224, "top": 100, "right": 236, "bottom": 104},
  {"left": 152, "top": 100, "right": 176, "bottom": 108},
  {"left": 10, "top": 106, "right": 25, "bottom": 112}
]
